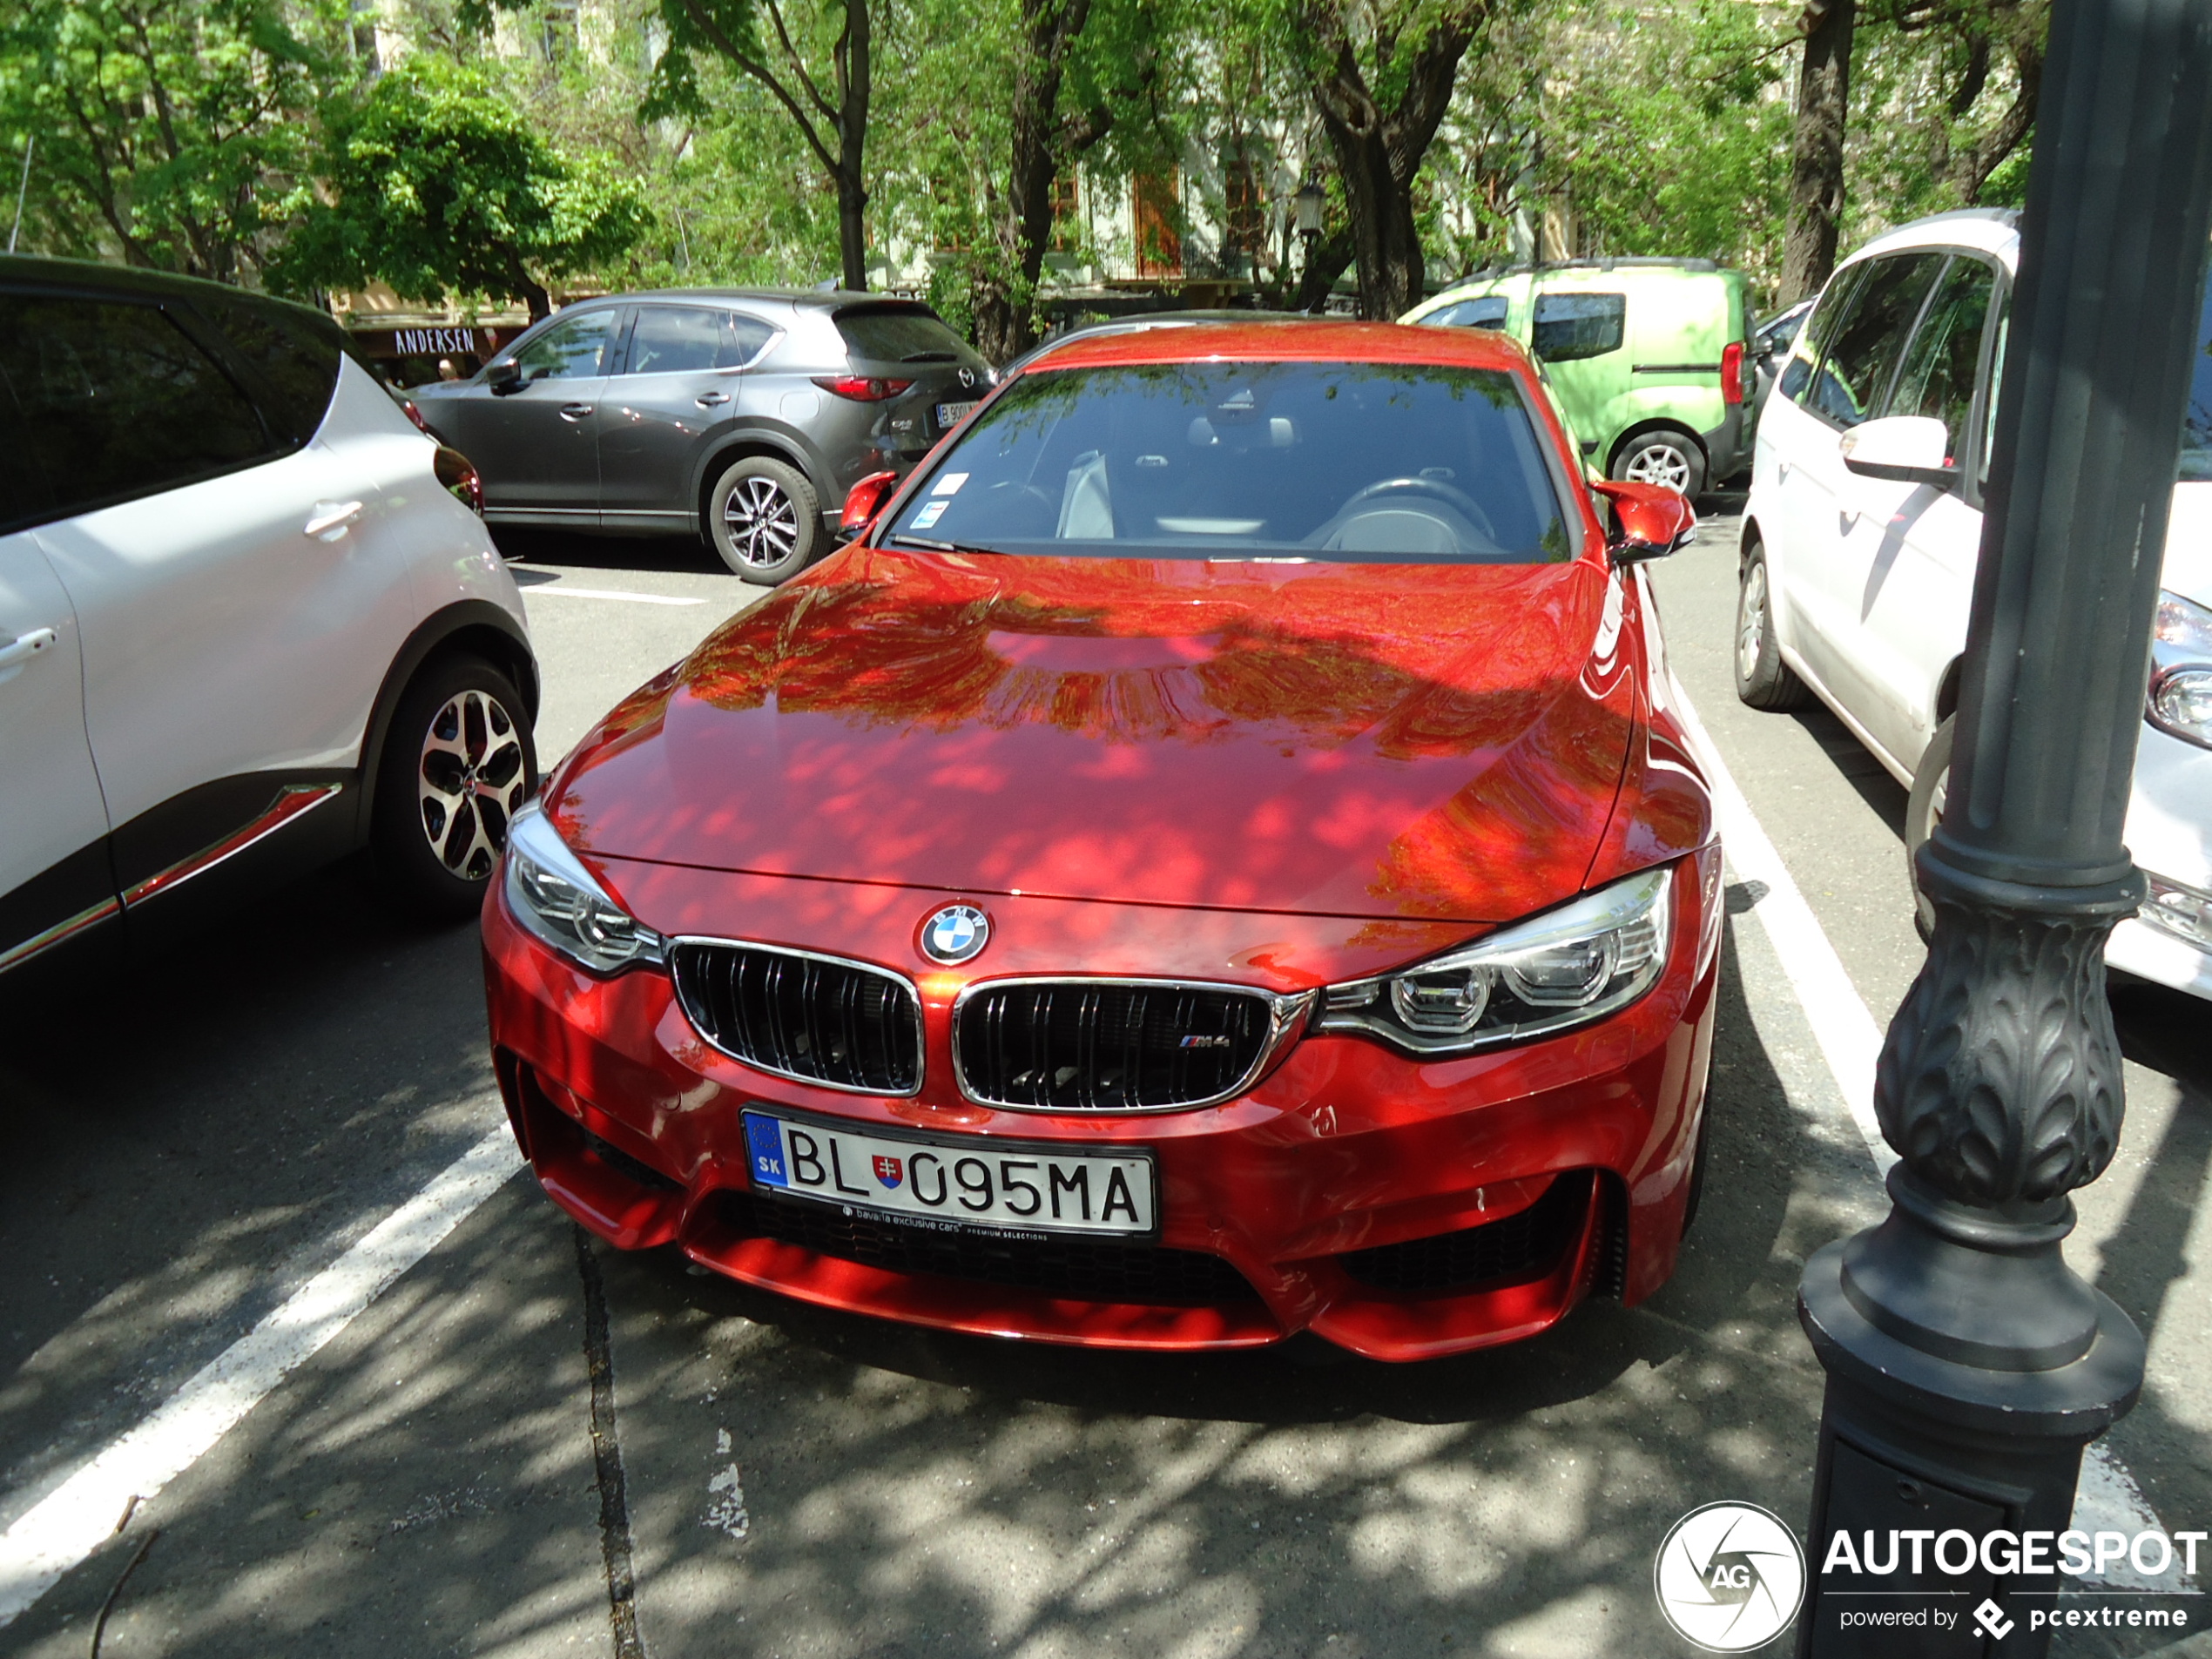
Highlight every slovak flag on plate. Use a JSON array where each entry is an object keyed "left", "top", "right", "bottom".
[{"left": 873, "top": 1155, "right": 904, "bottom": 1189}]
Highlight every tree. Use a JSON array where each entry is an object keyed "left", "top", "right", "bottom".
[
  {"left": 0, "top": 0, "right": 346, "bottom": 280},
  {"left": 1285, "top": 0, "right": 1500, "bottom": 320},
  {"left": 274, "top": 59, "right": 648, "bottom": 319},
  {"left": 1780, "top": 0, "right": 1856, "bottom": 303},
  {"left": 649, "top": 0, "right": 873, "bottom": 289}
]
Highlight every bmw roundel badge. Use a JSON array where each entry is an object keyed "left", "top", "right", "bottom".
[{"left": 921, "top": 904, "right": 990, "bottom": 964}]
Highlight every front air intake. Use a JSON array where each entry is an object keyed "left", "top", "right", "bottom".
[{"left": 670, "top": 941, "right": 923, "bottom": 1096}]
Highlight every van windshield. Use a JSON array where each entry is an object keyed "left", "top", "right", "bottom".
[{"left": 887, "top": 360, "right": 1577, "bottom": 563}]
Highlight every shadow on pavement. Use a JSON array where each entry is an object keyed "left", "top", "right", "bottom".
[
  {"left": 571, "top": 921, "right": 1872, "bottom": 1659},
  {"left": 491, "top": 524, "right": 731, "bottom": 578}
]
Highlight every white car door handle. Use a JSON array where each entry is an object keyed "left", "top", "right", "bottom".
[
  {"left": 0, "top": 627, "right": 57, "bottom": 669},
  {"left": 560, "top": 402, "right": 595, "bottom": 420},
  {"left": 304, "top": 500, "right": 363, "bottom": 540},
  {"left": 696, "top": 391, "right": 731, "bottom": 408}
]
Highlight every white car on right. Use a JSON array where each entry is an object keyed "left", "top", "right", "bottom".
[{"left": 1738, "top": 207, "right": 2212, "bottom": 1000}]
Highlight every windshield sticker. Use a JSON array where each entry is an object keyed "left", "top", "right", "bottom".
[
  {"left": 912, "top": 499, "right": 949, "bottom": 529},
  {"left": 932, "top": 472, "right": 969, "bottom": 496}
]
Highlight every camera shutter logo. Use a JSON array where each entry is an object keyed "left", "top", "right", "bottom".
[{"left": 1654, "top": 1501, "right": 1805, "bottom": 1651}]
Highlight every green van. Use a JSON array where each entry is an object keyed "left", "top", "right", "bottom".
[{"left": 1401, "top": 258, "right": 1757, "bottom": 499}]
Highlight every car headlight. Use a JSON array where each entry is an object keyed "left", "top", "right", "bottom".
[
  {"left": 503, "top": 802, "right": 664, "bottom": 974},
  {"left": 2148, "top": 590, "right": 2212, "bottom": 749},
  {"left": 1316, "top": 865, "right": 1675, "bottom": 1057}
]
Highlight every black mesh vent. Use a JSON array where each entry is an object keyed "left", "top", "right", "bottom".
[
  {"left": 1337, "top": 1171, "right": 1591, "bottom": 1295},
  {"left": 954, "top": 981, "right": 1275, "bottom": 1110},
  {"left": 718, "top": 1190, "right": 1259, "bottom": 1306},
  {"left": 671, "top": 942, "right": 922, "bottom": 1095}
]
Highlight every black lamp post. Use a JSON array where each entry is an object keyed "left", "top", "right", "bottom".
[{"left": 1796, "top": 0, "right": 2212, "bottom": 1652}]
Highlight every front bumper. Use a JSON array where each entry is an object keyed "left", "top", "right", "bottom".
[{"left": 482, "top": 858, "right": 1720, "bottom": 1362}]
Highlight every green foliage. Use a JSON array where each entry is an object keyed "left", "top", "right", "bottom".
[
  {"left": 1538, "top": 0, "right": 1796, "bottom": 280},
  {"left": 0, "top": 0, "right": 347, "bottom": 280},
  {"left": 273, "top": 57, "right": 650, "bottom": 311}
]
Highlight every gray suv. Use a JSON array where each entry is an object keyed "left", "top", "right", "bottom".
[{"left": 413, "top": 290, "right": 995, "bottom": 583}]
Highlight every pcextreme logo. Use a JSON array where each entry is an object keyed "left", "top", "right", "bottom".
[{"left": 1655, "top": 1502, "right": 1808, "bottom": 1652}]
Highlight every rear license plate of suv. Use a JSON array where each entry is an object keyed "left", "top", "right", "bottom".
[
  {"left": 935, "top": 400, "right": 978, "bottom": 428},
  {"left": 741, "top": 1109, "right": 1154, "bottom": 1237}
]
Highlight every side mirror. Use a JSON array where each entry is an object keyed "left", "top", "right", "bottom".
[
  {"left": 485, "top": 360, "right": 523, "bottom": 396},
  {"left": 1591, "top": 479, "right": 1696, "bottom": 565},
  {"left": 840, "top": 469, "right": 900, "bottom": 542},
  {"left": 1838, "top": 415, "right": 1958, "bottom": 487}
]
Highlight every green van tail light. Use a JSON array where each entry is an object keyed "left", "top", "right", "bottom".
[{"left": 1722, "top": 341, "right": 1746, "bottom": 405}]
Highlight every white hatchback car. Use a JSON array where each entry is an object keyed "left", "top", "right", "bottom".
[
  {"left": 1, "top": 259, "right": 538, "bottom": 983},
  {"left": 1739, "top": 208, "right": 2212, "bottom": 1000}
]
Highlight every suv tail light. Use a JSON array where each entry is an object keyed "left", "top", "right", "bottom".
[
  {"left": 813, "top": 374, "right": 914, "bottom": 402},
  {"left": 434, "top": 445, "right": 485, "bottom": 516},
  {"left": 1722, "top": 341, "right": 1746, "bottom": 406}
]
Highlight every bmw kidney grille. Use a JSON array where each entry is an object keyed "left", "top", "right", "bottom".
[
  {"left": 671, "top": 941, "right": 923, "bottom": 1095},
  {"left": 954, "top": 981, "right": 1295, "bottom": 1111}
]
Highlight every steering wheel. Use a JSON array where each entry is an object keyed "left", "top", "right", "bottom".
[{"left": 1334, "top": 477, "right": 1499, "bottom": 543}]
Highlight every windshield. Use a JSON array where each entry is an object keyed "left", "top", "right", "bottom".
[
  {"left": 887, "top": 360, "right": 1578, "bottom": 563},
  {"left": 2183, "top": 285, "right": 2212, "bottom": 482}
]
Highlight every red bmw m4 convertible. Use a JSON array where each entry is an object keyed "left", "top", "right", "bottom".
[{"left": 482, "top": 320, "right": 1723, "bottom": 1362}]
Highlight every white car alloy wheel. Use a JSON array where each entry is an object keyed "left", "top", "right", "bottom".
[
  {"left": 724, "top": 475, "right": 801, "bottom": 571},
  {"left": 1737, "top": 559, "right": 1769, "bottom": 685},
  {"left": 417, "top": 687, "right": 529, "bottom": 881}
]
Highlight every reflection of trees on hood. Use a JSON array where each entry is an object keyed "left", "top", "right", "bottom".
[{"left": 676, "top": 548, "right": 1595, "bottom": 759}]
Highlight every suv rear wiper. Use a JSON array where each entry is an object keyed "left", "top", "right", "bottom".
[{"left": 900, "top": 351, "right": 961, "bottom": 363}]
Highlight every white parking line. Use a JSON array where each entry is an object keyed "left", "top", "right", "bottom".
[
  {"left": 0, "top": 1126, "right": 523, "bottom": 1628},
  {"left": 1665, "top": 674, "right": 1895, "bottom": 1175},
  {"left": 520, "top": 585, "right": 708, "bottom": 606}
]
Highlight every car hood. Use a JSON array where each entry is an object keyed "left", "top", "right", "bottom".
[{"left": 550, "top": 547, "right": 1640, "bottom": 923}]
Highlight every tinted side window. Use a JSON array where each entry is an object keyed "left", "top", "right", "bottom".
[
  {"left": 1426, "top": 296, "right": 1510, "bottom": 330},
  {"left": 729, "top": 314, "right": 778, "bottom": 363},
  {"left": 627, "top": 307, "right": 738, "bottom": 375},
  {"left": 1805, "top": 253, "right": 1945, "bottom": 428},
  {"left": 1885, "top": 257, "right": 1995, "bottom": 464},
  {"left": 1781, "top": 266, "right": 1867, "bottom": 404},
  {"left": 1533, "top": 293, "right": 1627, "bottom": 361},
  {"left": 195, "top": 293, "right": 344, "bottom": 446},
  {"left": 835, "top": 307, "right": 965, "bottom": 362},
  {"left": 509, "top": 311, "right": 617, "bottom": 381},
  {"left": 0, "top": 365, "right": 51, "bottom": 532},
  {"left": 0, "top": 295, "right": 274, "bottom": 519}
]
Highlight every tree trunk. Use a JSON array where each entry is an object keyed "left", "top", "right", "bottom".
[
  {"left": 836, "top": 0, "right": 871, "bottom": 289},
  {"left": 1317, "top": 116, "right": 1426, "bottom": 319},
  {"left": 1294, "top": 223, "right": 1355, "bottom": 312},
  {"left": 1780, "top": 0, "right": 1856, "bottom": 305},
  {"left": 1949, "top": 40, "right": 2042, "bottom": 203},
  {"left": 1294, "top": 0, "right": 1487, "bottom": 320}
]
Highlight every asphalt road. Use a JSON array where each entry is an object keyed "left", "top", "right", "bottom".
[{"left": 0, "top": 513, "right": 2203, "bottom": 1658}]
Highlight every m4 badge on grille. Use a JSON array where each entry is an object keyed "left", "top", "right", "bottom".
[
  {"left": 1180, "top": 1034, "right": 1232, "bottom": 1049},
  {"left": 921, "top": 904, "right": 990, "bottom": 964}
]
